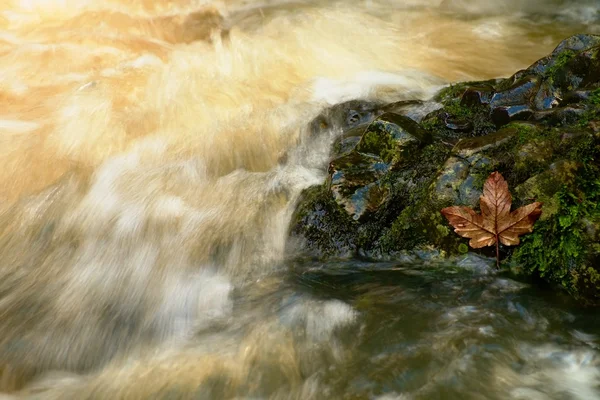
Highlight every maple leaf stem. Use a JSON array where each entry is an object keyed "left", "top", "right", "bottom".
[{"left": 495, "top": 235, "right": 499, "bottom": 269}]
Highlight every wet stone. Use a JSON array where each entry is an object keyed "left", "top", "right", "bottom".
[
  {"left": 337, "top": 181, "right": 389, "bottom": 221},
  {"left": 434, "top": 143, "right": 497, "bottom": 208},
  {"left": 329, "top": 152, "right": 389, "bottom": 192},
  {"left": 533, "top": 80, "right": 560, "bottom": 110},
  {"left": 328, "top": 151, "right": 390, "bottom": 221},
  {"left": 553, "top": 33, "right": 600, "bottom": 54},
  {"left": 383, "top": 99, "right": 444, "bottom": 123},
  {"left": 490, "top": 75, "right": 540, "bottom": 108},
  {"left": 444, "top": 115, "right": 473, "bottom": 132},
  {"left": 288, "top": 186, "right": 358, "bottom": 258},
  {"left": 309, "top": 100, "right": 382, "bottom": 136},
  {"left": 434, "top": 157, "right": 470, "bottom": 204},
  {"left": 461, "top": 85, "right": 495, "bottom": 106},
  {"left": 560, "top": 130, "right": 594, "bottom": 146},
  {"left": 486, "top": 76, "right": 542, "bottom": 126},
  {"left": 380, "top": 99, "right": 424, "bottom": 114},
  {"left": 559, "top": 89, "right": 598, "bottom": 106},
  {"left": 491, "top": 104, "right": 534, "bottom": 126},
  {"left": 453, "top": 127, "right": 516, "bottom": 156},
  {"left": 528, "top": 34, "right": 600, "bottom": 76},
  {"left": 290, "top": 34, "right": 600, "bottom": 304},
  {"left": 318, "top": 111, "right": 436, "bottom": 223},
  {"left": 484, "top": 35, "right": 600, "bottom": 128},
  {"left": 573, "top": 47, "right": 600, "bottom": 88},
  {"left": 515, "top": 140, "right": 553, "bottom": 166},
  {"left": 456, "top": 174, "right": 480, "bottom": 206},
  {"left": 355, "top": 112, "right": 431, "bottom": 164},
  {"left": 332, "top": 135, "right": 362, "bottom": 158},
  {"left": 531, "top": 105, "right": 587, "bottom": 125}
]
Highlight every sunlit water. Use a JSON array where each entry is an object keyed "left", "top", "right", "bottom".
[{"left": 0, "top": 0, "right": 599, "bottom": 398}]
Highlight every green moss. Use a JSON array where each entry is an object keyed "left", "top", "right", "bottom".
[
  {"left": 482, "top": 123, "right": 576, "bottom": 190},
  {"left": 565, "top": 131, "right": 596, "bottom": 163},
  {"left": 590, "top": 88, "right": 600, "bottom": 105},
  {"left": 444, "top": 100, "right": 472, "bottom": 119},
  {"left": 293, "top": 46, "right": 600, "bottom": 302},
  {"left": 573, "top": 266, "right": 600, "bottom": 297},
  {"left": 544, "top": 49, "right": 576, "bottom": 81},
  {"left": 435, "top": 83, "right": 470, "bottom": 102},
  {"left": 358, "top": 127, "right": 396, "bottom": 164},
  {"left": 576, "top": 88, "right": 600, "bottom": 128},
  {"left": 511, "top": 161, "right": 600, "bottom": 303},
  {"left": 289, "top": 185, "right": 358, "bottom": 256},
  {"left": 434, "top": 80, "right": 498, "bottom": 103},
  {"left": 378, "top": 143, "right": 454, "bottom": 253},
  {"left": 435, "top": 100, "right": 600, "bottom": 302},
  {"left": 431, "top": 81, "right": 497, "bottom": 137},
  {"left": 422, "top": 102, "right": 495, "bottom": 142},
  {"left": 578, "top": 111, "right": 599, "bottom": 129},
  {"left": 436, "top": 223, "right": 449, "bottom": 237},
  {"left": 420, "top": 116, "right": 441, "bottom": 132},
  {"left": 504, "top": 122, "right": 539, "bottom": 144},
  {"left": 470, "top": 160, "right": 497, "bottom": 189},
  {"left": 355, "top": 116, "right": 425, "bottom": 165}
]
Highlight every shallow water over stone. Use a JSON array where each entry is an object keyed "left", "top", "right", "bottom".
[
  {"left": 0, "top": 0, "right": 599, "bottom": 398},
  {"left": 284, "top": 258, "right": 600, "bottom": 399}
]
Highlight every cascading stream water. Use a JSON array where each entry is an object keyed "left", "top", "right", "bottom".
[{"left": 0, "top": 0, "right": 599, "bottom": 398}]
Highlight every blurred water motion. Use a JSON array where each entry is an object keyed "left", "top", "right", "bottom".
[{"left": 0, "top": 0, "right": 598, "bottom": 398}]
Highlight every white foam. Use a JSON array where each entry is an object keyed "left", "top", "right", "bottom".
[
  {"left": 282, "top": 299, "right": 358, "bottom": 343},
  {"left": 506, "top": 344, "right": 600, "bottom": 400},
  {"left": 0, "top": 120, "right": 40, "bottom": 133},
  {"left": 159, "top": 268, "right": 233, "bottom": 338},
  {"left": 129, "top": 54, "right": 164, "bottom": 69},
  {"left": 310, "top": 70, "right": 443, "bottom": 105}
]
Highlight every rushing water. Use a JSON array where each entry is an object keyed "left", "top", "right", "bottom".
[{"left": 0, "top": 0, "right": 599, "bottom": 398}]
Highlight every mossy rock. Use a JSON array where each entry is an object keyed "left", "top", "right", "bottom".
[
  {"left": 288, "top": 186, "right": 358, "bottom": 258},
  {"left": 289, "top": 34, "right": 600, "bottom": 304},
  {"left": 355, "top": 112, "right": 431, "bottom": 164},
  {"left": 328, "top": 151, "right": 390, "bottom": 221}
]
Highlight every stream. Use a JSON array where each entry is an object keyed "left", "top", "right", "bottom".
[{"left": 0, "top": 0, "right": 599, "bottom": 398}]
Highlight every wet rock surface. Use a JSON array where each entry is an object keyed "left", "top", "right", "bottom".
[
  {"left": 467, "top": 33, "right": 600, "bottom": 127},
  {"left": 309, "top": 100, "right": 383, "bottom": 137},
  {"left": 328, "top": 151, "right": 390, "bottom": 221},
  {"left": 289, "top": 34, "right": 600, "bottom": 304}
]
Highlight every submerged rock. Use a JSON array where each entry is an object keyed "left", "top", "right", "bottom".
[{"left": 289, "top": 34, "right": 600, "bottom": 304}]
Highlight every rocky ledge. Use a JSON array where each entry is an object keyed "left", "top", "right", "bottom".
[{"left": 288, "top": 34, "right": 600, "bottom": 304}]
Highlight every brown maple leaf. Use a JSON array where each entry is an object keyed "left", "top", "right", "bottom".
[{"left": 441, "top": 171, "right": 542, "bottom": 268}]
